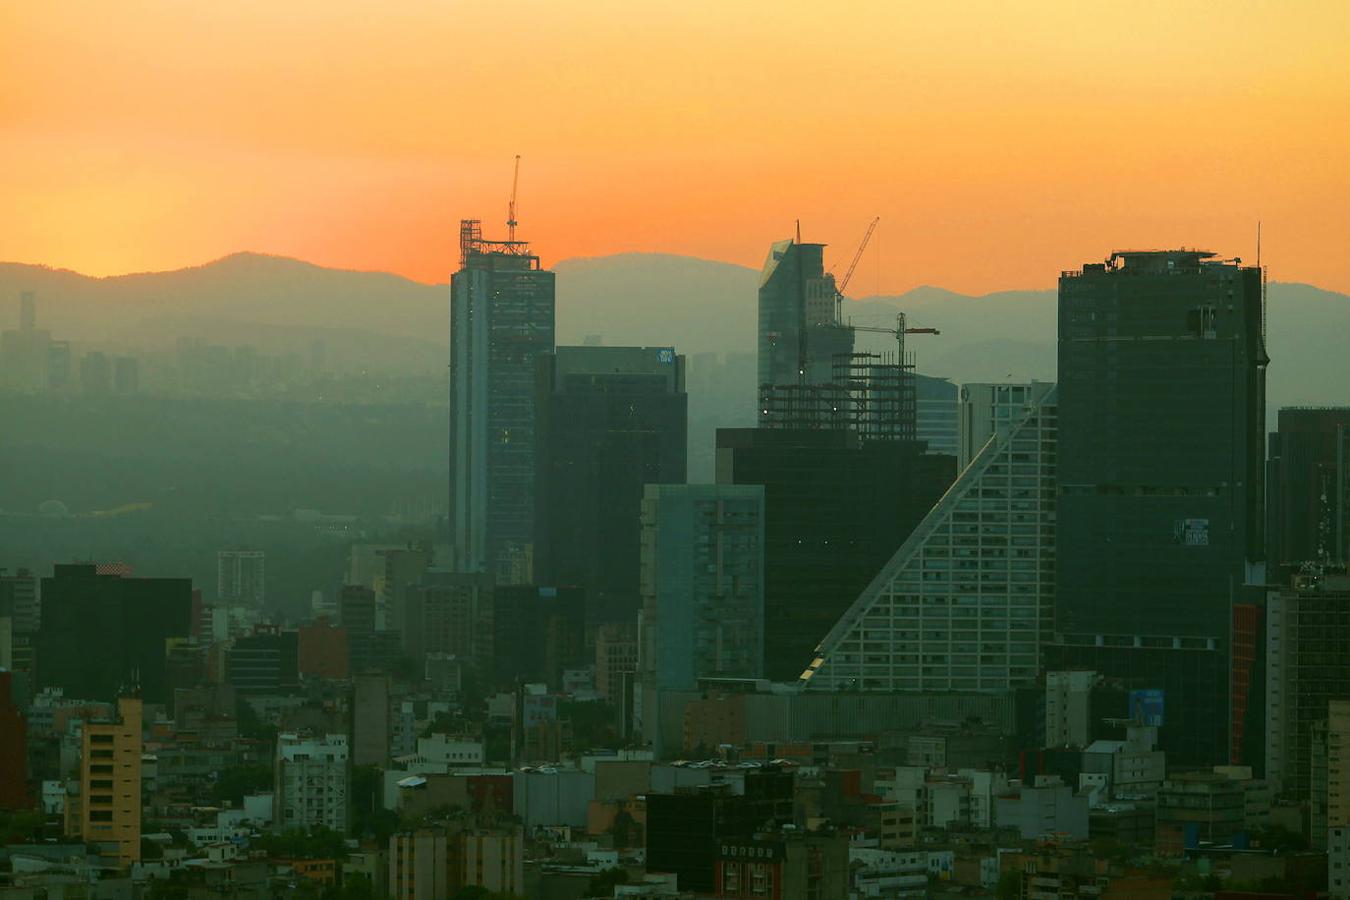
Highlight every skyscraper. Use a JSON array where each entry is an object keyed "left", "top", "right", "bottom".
[
  {"left": 757, "top": 239, "right": 854, "bottom": 415},
  {"left": 38, "top": 564, "right": 192, "bottom": 704},
  {"left": 716, "top": 428, "right": 955, "bottom": 681},
  {"left": 639, "top": 484, "right": 766, "bottom": 691},
  {"left": 799, "top": 384, "right": 1056, "bottom": 692},
  {"left": 450, "top": 220, "right": 556, "bottom": 580},
  {"left": 217, "top": 548, "right": 265, "bottom": 606},
  {"left": 1055, "top": 249, "right": 1267, "bottom": 763},
  {"left": 535, "top": 345, "right": 688, "bottom": 621},
  {"left": 1266, "top": 407, "right": 1350, "bottom": 568}
]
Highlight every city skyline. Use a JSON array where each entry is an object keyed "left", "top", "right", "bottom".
[{"left": 4, "top": 2, "right": 1350, "bottom": 295}]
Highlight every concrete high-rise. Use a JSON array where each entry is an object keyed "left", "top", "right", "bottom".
[
  {"left": 450, "top": 220, "right": 556, "bottom": 580},
  {"left": 76, "top": 696, "right": 142, "bottom": 868},
  {"left": 275, "top": 733, "right": 349, "bottom": 833},
  {"left": 800, "top": 384, "right": 1056, "bottom": 692},
  {"left": 1267, "top": 407, "right": 1350, "bottom": 568},
  {"left": 639, "top": 484, "right": 766, "bottom": 691},
  {"left": 1265, "top": 571, "right": 1350, "bottom": 798},
  {"left": 535, "top": 345, "right": 688, "bottom": 621},
  {"left": 217, "top": 549, "right": 265, "bottom": 606},
  {"left": 756, "top": 239, "right": 854, "bottom": 412},
  {"left": 1054, "top": 250, "right": 1266, "bottom": 764}
]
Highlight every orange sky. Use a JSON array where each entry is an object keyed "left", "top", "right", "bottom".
[{"left": 3, "top": 1, "right": 1349, "bottom": 294}]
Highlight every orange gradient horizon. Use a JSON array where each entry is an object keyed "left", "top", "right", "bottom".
[{"left": 3, "top": 1, "right": 1350, "bottom": 295}]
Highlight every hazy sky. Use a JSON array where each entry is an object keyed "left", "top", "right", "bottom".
[{"left": 4, "top": 1, "right": 1349, "bottom": 294}]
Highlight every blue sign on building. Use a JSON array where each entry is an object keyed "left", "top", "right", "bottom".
[{"left": 1129, "top": 689, "right": 1165, "bottom": 726}]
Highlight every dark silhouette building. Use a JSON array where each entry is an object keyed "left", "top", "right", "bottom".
[
  {"left": 534, "top": 346, "right": 688, "bottom": 623},
  {"left": 715, "top": 428, "right": 956, "bottom": 681},
  {"left": 36, "top": 563, "right": 192, "bottom": 704},
  {"left": 1267, "top": 407, "right": 1350, "bottom": 569},
  {"left": 226, "top": 627, "right": 300, "bottom": 694},
  {"left": 450, "top": 220, "right": 556, "bottom": 581},
  {"left": 1055, "top": 250, "right": 1267, "bottom": 765},
  {"left": 646, "top": 767, "right": 795, "bottom": 893},
  {"left": 0, "top": 671, "right": 27, "bottom": 810},
  {"left": 492, "top": 585, "right": 587, "bottom": 691}
]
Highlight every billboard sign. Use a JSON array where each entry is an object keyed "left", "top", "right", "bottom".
[{"left": 1129, "top": 689, "right": 1165, "bottom": 726}]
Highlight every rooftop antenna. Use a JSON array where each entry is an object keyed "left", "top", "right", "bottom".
[
  {"left": 507, "top": 155, "right": 521, "bottom": 243},
  {"left": 795, "top": 219, "right": 801, "bottom": 244}
]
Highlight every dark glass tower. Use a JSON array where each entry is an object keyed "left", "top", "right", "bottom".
[
  {"left": 534, "top": 346, "right": 688, "bottom": 623},
  {"left": 450, "top": 220, "right": 556, "bottom": 580},
  {"left": 716, "top": 428, "right": 956, "bottom": 680},
  {"left": 757, "top": 239, "right": 854, "bottom": 418},
  {"left": 1266, "top": 407, "right": 1350, "bottom": 569},
  {"left": 1055, "top": 249, "right": 1267, "bottom": 764}
]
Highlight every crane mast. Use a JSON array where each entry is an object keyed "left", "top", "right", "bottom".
[{"left": 507, "top": 155, "right": 521, "bottom": 243}]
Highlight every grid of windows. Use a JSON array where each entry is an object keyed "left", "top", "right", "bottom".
[{"left": 801, "top": 385, "right": 1056, "bottom": 692}]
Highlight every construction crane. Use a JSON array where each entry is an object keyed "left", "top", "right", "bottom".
[
  {"left": 833, "top": 216, "right": 880, "bottom": 320},
  {"left": 507, "top": 154, "right": 521, "bottom": 243},
  {"left": 851, "top": 312, "right": 941, "bottom": 368}
]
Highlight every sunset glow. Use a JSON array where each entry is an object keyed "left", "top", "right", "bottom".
[{"left": 4, "top": 0, "right": 1350, "bottom": 293}]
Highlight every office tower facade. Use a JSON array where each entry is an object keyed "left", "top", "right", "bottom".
[
  {"left": 217, "top": 549, "right": 266, "bottom": 606},
  {"left": 1267, "top": 407, "right": 1350, "bottom": 568},
  {"left": 78, "top": 696, "right": 143, "bottom": 868},
  {"left": 1056, "top": 250, "right": 1266, "bottom": 763},
  {"left": 1265, "top": 571, "right": 1350, "bottom": 797},
  {"left": 757, "top": 239, "right": 854, "bottom": 410},
  {"left": 274, "top": 733, "right": 350, "bottom": 833},
  {"left": 1057, "top": 250, "right": 1266, "bottom": 637},
  {"left": 450, "top": 220, "right": 556, "bottom": 579},
  {"left": 491, "top": 585, "right": 586, "bottom": 690},
  {"left": 639, "top": 484, "right": 766, "bottom": 691},
  {"left": 535, "top": 346, "right": 688, "bottom": 622},
  {"left": 800, "top": 385, "right": 1056, "bottom": 692},
  {"left": 916, "top": 374, "right": 960, "bottom": 457},
  {"left": 959, "top": 383, "right": 1053, "bottom": 470},
  {"left": 406, "top": 571, "right": 493, "bottom": 676},
  {"left": 352, "top": 674, "right": 391, "bottom": 767},
  {"left": 338, "top": 584, "right": 378, "bottom": 671},
  {"left": 226, "top": 627, "right": 300, "bottom": 694},
  {"left": 0, "top": 568, "right": 39, "bottom": 635},
  {"left": 37, "top": 564, "right": 192, "bottom": 704},
  {"left": 717, "top": 428, "right": 956, "bottom": 681}
]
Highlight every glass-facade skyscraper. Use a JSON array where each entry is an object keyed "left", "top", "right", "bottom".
[
  {"left": 1053, "top": 249, "right": 1267, "bottom": 765},
  {"left": 449, "top": 221, "right": 556, "bottom": 579}
]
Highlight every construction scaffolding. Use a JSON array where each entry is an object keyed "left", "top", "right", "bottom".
[
  {"left": 758, "top": 351, "right": 916, "bottom": 442},
  {"left": 459, "top": 219, "right": 536, "bottom": 268}
]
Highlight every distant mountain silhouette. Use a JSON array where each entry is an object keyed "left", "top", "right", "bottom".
[{"left": 1, "top": 251, "right": 1345, "bottom": 415}]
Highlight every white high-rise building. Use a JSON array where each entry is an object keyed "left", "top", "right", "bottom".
[
  {"left": 274, "top": 733, "right": 349, "bottom": 833},
  {"left": 800, "top": 384, "right": 1056, "bottom": 692},
  {"left": 217, "top": 549, "right": 265, "bottom": 606}
]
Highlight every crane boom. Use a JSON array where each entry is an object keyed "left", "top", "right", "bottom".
[
  {"left": 507, "top": 155, "right": 521, "bottom": 243},
  {"left": 837, "top": 216, "right": 880, "bottom": 297}
]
